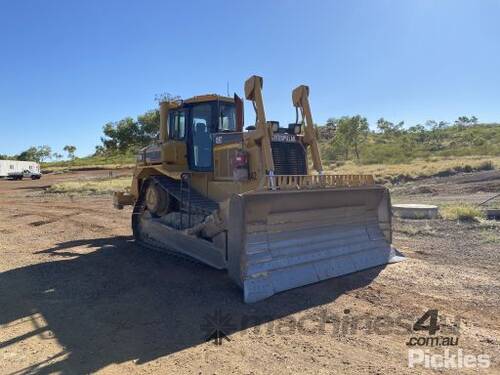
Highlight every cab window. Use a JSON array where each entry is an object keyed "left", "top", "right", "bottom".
[
  {"left": 168, "top": 111, "right": 186, "bottom": 140},
  {"left": 219, "top": 103, "right": 236, "bottom": 132},
  {"left": 190, "top": 104, "right": 212, "bottom": 169}
]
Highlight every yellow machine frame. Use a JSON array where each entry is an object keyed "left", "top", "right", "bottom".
[{"left": 122, "top": 75, "right": 374, "bottom": 207}]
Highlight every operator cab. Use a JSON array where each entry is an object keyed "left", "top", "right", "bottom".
[{"left": 168, "top": 95, "right": 238, "bottom": 171}]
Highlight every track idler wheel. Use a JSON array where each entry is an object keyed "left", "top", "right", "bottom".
[{"left": 145, "top": 182, "right": 170, "bottom": 217}]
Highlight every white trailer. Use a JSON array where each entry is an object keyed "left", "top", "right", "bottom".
[{"left": 0, "top": 160, "right": 40, "bottom": 178}]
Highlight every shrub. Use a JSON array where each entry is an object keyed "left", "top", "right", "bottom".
[
  {"left": 359, "top": 143, "right": 411, "bottom": 164},
  {"left": 46, "top": 177, "right": 131, "bottom": 195},
  {"left": 440, "top": 204, "right": 484, "bottom": 222},
  {"left": 477, "top": 160, "right": 494, "bottom": 171}
]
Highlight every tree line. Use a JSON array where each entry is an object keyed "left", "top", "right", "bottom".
[
  {"left": 94, "top": 110, "right": 160, "bottom": 155},
  {"left": 318, "top": 115, "right": 499, "bottom": 164},
  {"left": 73, "top": 111, "right": 500, "bottom": 165},
  {"left": 1, "top": 145, "right": 77, "bottom": 163},
  {"left": 3, "top": 110, "right": 498, "bottom": 166},
  {"left": 95, "top": 107, "right": 498, "bottom": 165}
]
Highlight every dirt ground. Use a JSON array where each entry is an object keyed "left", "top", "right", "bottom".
[{"left": 0, "top": 170, "right": 499, "bottom": 374}]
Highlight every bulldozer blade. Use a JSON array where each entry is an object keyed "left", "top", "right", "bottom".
[{"left": 227, "top": 186, "right": 404, "bottom": 303}]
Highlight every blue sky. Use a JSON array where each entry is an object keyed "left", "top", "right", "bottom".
[{"left": 1, "top": 0, "right": 499, "bottom": 157}]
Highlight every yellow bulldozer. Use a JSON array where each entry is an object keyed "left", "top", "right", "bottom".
[{"left": 114, "top": 75, "right": 403, "bottom": 303}]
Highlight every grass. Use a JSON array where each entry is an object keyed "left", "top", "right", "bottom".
[
  {"left": 40, "top": 143, "right": 497, "bottom": 187},
  {"left": 394, "top": 223, "right": 436, "bottom": 237},
  {"left": 481, "top": 232, "right": 500, "bottom": 244},
  {"left": 47, "top": 177, "right": 131, "bottom": 195},
  {"left": 41, "top": 153, "right": 136, "bottom": 172},
  {"left": 477, "top": 220, "right": 500, "bottom": 244},
  {"left": 326, "top": 156, "right": 499, "bottom": 184},
  {"left": 440, "top": 203, "right": 485, "bottom": 222}
]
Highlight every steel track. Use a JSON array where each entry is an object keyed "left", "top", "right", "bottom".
[{"left": 132, "top": 179, "right": 203, "bottom": 266}]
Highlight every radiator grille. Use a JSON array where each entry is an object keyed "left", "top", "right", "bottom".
[{"left": 271, "top": 142, "right": 307, "bottom": 175}]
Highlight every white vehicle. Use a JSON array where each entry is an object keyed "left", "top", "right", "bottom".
[{"left": 0, "top": 160, "right": 41, "bottom": 179}]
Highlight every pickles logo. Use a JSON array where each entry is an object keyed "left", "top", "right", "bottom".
[
  {"left": 408, "top": 349, "right": 490, "bottom": 369},
  {"left": 406, "top": 310, "right": 490, "bottom": 369}
]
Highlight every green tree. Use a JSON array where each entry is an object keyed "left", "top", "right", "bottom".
[
  {"left": 101, "top": 117, "right": 146, "bottom": 152},
  {"left": 457, "top": 115, "right": 469, "bottom": 125},
  {"left": 17, "top": 147, "right": 38, "bottom": 161},
  {"left": 407, "top": 124, "right": 427, "bottom": 143},
  {"left": 317, "top": 118, "right": 337, "bottom": 141},
  {"left": 36, "top": 145, "right": 52, "bottom": 162},
  {"left": 455, "top": 115, "right": 477, "bottom": 127},
  {"left": 376, "top": 118, "right": 404, "bottom": 139},
  {"left": 52, "top": 152, "right": 63, "bottom": 160},
  {"left": 334, "top": 115, "right": 369, "bottom": 160},
  {"left": 17, "top": 145, "right": 51, "bottom": 162},
  {"left": 100, "top": 109, "right": 163, "bottom": 153},
  {"left": 94, "top": 145, "right": 106, "bottom": 156},
  {"left": 63, "top": 145, "right": 77, "bottom": 159},
  {"left": 424, "top": 120, "right": 449, "bottom": 150},
  {"left": 137, "top": 110, "right": 160, "bottom": 139}
]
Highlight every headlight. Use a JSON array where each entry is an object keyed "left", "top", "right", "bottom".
[
  {"left": 288, "top": 123, "right": 302, "bottom": 134},
  {"left": 269, "top": 121, "right": 280, "bottom": 133}
]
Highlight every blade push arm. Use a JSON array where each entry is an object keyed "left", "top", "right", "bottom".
[
  {"left": 244, "top": 75, "right": 275, "bottom": 175},
  {"left": 292, "top": 85, "right": 323, "bottom": 174}
]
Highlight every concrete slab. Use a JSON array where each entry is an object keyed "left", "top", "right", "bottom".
[{"left": 392, "top": 203, "right": 438, "bottom": 219}]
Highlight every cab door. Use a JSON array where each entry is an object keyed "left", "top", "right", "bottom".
[
  {"left": 188, "top": 103, "right": 213, "bottom": 171},
  {"left": 163, "top": 109, "right": 188, "bottom": 166}
]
